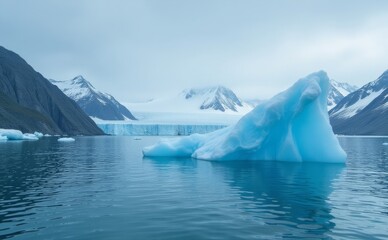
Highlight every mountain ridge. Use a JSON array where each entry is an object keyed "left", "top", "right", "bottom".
[
  {"left": 329, "top": 70, "right": 388, "bottom": 135},
  {"left": 125, "top": 85, "right": 253, "bottom": 114},
  {"left": 51, "top": 76, "right": 136, "bottom": 121},
  {"left": 327, "top": 79, "right": 358, "bottom": 110},
  {"left": 182, "top": 85, "right": 244, "bottom": 112}
]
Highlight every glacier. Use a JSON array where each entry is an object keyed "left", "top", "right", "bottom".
[
  {"left": 97, "top": 123, "right": 227, "bottom": 136},
  {"left": 143, "top": 71, "right": 347, "bottom": 163}
]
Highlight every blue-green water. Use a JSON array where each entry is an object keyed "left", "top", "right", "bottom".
[{"left": 0, "top": 136, "right": 387, "bottom": 239}]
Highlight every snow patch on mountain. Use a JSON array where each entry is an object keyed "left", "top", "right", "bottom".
[{"left": 332, "top": 89, "right": 384, "bottom": 118}]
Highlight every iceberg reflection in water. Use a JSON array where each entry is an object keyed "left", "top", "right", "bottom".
[{"left": 144, "top": 156, "right": 344, "bottom": 238}]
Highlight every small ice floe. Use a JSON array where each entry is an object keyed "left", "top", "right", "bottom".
[
  {"left": 0, "top": 135, "right": 7, "bottom": 141},
  {"left": 58, "top": 137, "right": 75, "bottom": 142},
  {"left": 134, "top": 138, "right": 142, "bottom": 140},
  {"left": 383, "top": 143, "right": 388, "bottom": 146},
  {"left": 44, "top": 134, "right": 51, "bottom": 137},
  {"left": 34, "top": 132, "right": 44, "bottom": 138},
  {"left": 22, "top": 133, "right": 39, "bottom": 140}
]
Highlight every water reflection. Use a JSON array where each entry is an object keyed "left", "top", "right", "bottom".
[
  {"left": 211, "top": 161, "right": 344, "bottom": 238},
  {"left": 2, "top": 136, "right": 385, "bottom": 239},
  {"left": 145, "top": 156, "right": 344, "bottom": 239},
  {"left": 0, "top": 138, "right": 67, "bottom": 238},
  {"left": 143, "top": 157, "right": 198, "bottom": 171},
  {"left": 339, "top": 137, "right": 388, "bottom": 198}
]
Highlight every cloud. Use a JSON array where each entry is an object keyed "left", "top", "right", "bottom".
[{"left": 1, "top": 0, "right": 388, "bottom": 101}]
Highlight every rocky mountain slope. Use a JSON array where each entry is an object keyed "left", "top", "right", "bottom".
[
  {"left": 0, "top": 46, "right": 104, "bottom": 135},
  {"left": 329, "top": 70, "right": 388, "bottom": 135}
]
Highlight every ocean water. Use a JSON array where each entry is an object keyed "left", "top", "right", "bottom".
[{"left": 0, "top": 136, "right": 387, "bottom": 239}]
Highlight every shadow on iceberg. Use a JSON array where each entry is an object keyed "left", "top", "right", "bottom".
[{"left": 143, "top": 71, "right": 346, "bottom": 163}]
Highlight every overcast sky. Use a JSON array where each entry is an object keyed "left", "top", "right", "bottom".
[{"left": 1, "top": 0, "right": 388, "bottom": 101}]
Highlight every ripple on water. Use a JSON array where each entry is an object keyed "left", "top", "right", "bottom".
[{"left": 0, "top": 136, "right": 387, "bottom": 239}]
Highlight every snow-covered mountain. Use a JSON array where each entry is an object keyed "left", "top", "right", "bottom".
[
  {"left": 182, "top": 86, "right": 249, "bottom": 112},
  {"left": 125, "top": 86, "right": 253, "bottom": 115},
  {"left": 327, "top": 79, "right": 358, "bottom": 110},
  {"left": 329, "top": 70, "right": 388, "bottom": 135},
  {"left": 51, "top": 76, "right": 136, "bottom": 121}
]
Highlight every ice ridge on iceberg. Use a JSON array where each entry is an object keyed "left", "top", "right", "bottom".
[{"left": 143, "top": 71, "right": 347, "bottom": 163}]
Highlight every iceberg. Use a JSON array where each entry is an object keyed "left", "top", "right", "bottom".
[
  {"left": 58, "top": 137, "right": 75, "bottom": 142},
  {"left": 143, "top": 71, "right": 347, "bottom": 163},
  {"left": 0, "top": 129, "right": 24, "bottom": 140}
]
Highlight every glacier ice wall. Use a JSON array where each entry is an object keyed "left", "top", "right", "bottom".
[
  {"left": 143, "top": 71, "right": 347, "bottom": 163},
  {"left": 97, "top": 124, "right": 227, "bottom": 136}
]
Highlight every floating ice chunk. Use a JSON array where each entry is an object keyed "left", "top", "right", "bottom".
[
  {"left": 44, "top": 134, "right": 51, "bottom": 137},
  {"left": 0, "top": 135, "right": 7, "bottom": 141},
  {"left": 383, "top": 143, "right": 388, "bottom": 146},
  {"left": 0, "top": 129, "right": 39, "bottom": 140},
  {"left": 34, "top": 132, "right": 44, "bottom": 138},
  {"left": 58, "top": 137, "right": 75, "bottom": 142},
  {"left": 23, "top": 133, "right": 39, "bottom": 140},
  {"left": 143, "top": 71, "right": 347, "bottom": 163},
  {"left": 0, "top": 129, "right": 24, "bottom": 140}
]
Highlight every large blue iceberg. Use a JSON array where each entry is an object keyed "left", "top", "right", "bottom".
[{"left": 143, "top": 71, "right": 346, "bottom": 163}]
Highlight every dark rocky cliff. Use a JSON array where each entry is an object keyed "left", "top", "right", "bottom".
[{"left": 0, "top": 46, "right": 104, "bottom": 135}]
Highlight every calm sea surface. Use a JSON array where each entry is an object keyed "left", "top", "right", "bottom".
[{"left": 0, "top": 136, "right": 387, "bottom": 239}]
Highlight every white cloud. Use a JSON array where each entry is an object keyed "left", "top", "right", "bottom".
[{"left": 1, "top": 0, "right": 388, "bottom": 101}]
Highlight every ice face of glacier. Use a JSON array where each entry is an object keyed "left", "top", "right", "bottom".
[{"left": 143, "top": 71, "right": 347, "bottom": 163}]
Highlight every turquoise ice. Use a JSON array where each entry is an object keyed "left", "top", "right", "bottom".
[{"left": 143, "top": 71, "right": 346, "bottom": 163}]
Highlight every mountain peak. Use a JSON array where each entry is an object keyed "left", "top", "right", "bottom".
[
  {"left": 327, "top": 79, "right": 358, "bottom": 110},
  {"left": 71, "top": 75, "right": 95, "bottom": 89},
  {"left": 73, "top": 75, "right": 85, "bottom": 80},
  {"left": 183, "top": 85, "right": 232, "bottom": 98},
  {"left": 182, "top": 85, "right": 244, "bottom": 112},
  {"left": 375, "top": 69, "right": 388, "bottom": 84},
  {"left": 51, "top": 76, "right": 136, "bottom": 120}
]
